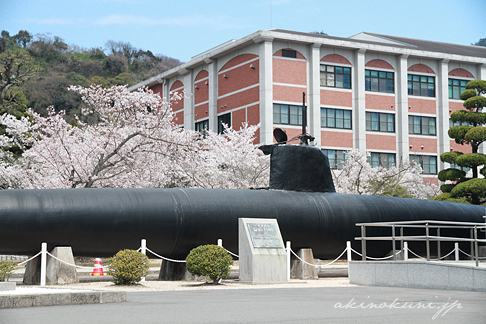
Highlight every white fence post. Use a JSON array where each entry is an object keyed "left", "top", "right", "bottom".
[
  {"left": 286, "top": 241, "right": 291, "bottom": 281},
  {"left": 217, "top": 239, "right": 223, "bottom": 247},
  {"left": 404, "top": 242, "right": 408, "bottom": 261},
  {"left": 40, "top": 242, "right": 47, "bottom": 287},
  {"left": 455, "top": 242, "right": 459, "bottom": 261},
  {"left": 346, "top": 241, "right": 352, "bottom": 263},
  {"left": 141, "top": 239, "right": 147, "bottom": 282}
]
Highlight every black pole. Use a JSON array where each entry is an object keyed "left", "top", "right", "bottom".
[
  {"left": 302, "top": 92, "right": 306, "bottom": 137},
  {"left": 300, "top": 92, "right": 308, "bottom": 145}
]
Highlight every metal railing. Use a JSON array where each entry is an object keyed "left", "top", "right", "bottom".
[{"left": 355, "top": 220, "right": 486, "bottom": 267}]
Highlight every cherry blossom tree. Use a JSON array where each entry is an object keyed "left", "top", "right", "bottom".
[
  {"left": 176, "top": 123, "right": 269, "bottom": 189},
  {"left": 332, "top": 149, "right": 440, "bottom": 199},
  {"left": 0, "top": 84, "right": 438, "bottom": 198},
  {"left": 6, "top": 84, "right": 269, "bottom": 190},
  {"left": 0, "top": 113, "right": 34, "bottom": 189},
  {"left": 22, "top": 85, "right": 197, "bottom": 188}
]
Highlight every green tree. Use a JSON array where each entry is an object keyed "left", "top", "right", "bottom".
[
  {"left": 13, "top": 30, "right": 33, "bottom": 48},
  {"left": 186, "top": 245, "right": 233, "bottom": 284},
  {"left": 435, "top": 79, "right": 486, "bottom": 204},
  {"left": 0, "top": 48, "right": 37, "bottom": 113},
  {"left": 472, "top": 38, "right": 486, "bottom": 47},
  {"left": 107, "top": 249, "right": 150, "bottom": 285}
]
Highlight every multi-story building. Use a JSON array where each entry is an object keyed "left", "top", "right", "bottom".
[{"left": 130, "top": 29, "right": 486, "bottom": 182}]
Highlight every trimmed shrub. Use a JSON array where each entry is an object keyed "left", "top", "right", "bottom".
[
  {"left": 0, "top": 261, "right": 16, "bottom": 281},
  {"left": 186, "top": 245, "right": 233, "bottom": 284},
  {"left": 107, "top": 249, "right": 149, "bottom": 285}
]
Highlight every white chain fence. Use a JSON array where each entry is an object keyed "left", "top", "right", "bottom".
[
  {"left": 14, "top": 252, "right": 42, "bottom": 268},
  {"left": 46, "top": 252, "right": 108, "bottom": 269},
  {"left": 350, "top": 248, "right": 402, "bottom": 260},
  {"left": 145, "top": 247, "right": 186, "bottom": 263},
  {"left": 5, "top": 238, "right": 484, "bottom": 286},
  {"left": 459, "top": 248, "right": 486, "bottom": 259},
  {"left": 289, "top": 247, "right": 348, "bottom": 268}
]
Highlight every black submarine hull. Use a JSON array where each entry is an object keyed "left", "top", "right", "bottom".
[{"left": 0, "top": 188, "right": 483, "bottom": 259}]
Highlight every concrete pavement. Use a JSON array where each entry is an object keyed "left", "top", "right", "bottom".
[{"left": 1, "top": 279, "right": 485, "bottom": 324}]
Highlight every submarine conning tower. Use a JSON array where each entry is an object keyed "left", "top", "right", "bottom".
[{"left": 259, "top": 144, "right": 336, "bottom": 193}]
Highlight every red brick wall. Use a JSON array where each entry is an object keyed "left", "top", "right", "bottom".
[
  {"left": 194, "top": 85, "right": 209, "bottom": 105},
  {"left": 273, "top": 49, "right": 306, "bottom": 60},
  {"left": 232, "top": 108, "right": 247, "bottom": 130},
  {"left": 408, "top": 64, "right": 435, "bottom": 74},
  {"left": 448, "top": 68, "right": 474, "bottom": 78},
  {"left": 408, "top": 98, "right": 436, "bottom": 114},
  {"left": 170, "top": 80, "right": 184, "bottom": 113},
  {"left": 194, "top": 71, "right": 209, "bottom": 105},
  {"left": 321, "top": 54, "right": 351, "bottom": 65},
  {"left": 171, "top": 96, "right": 184, "bottom": 112},
  {"left": 366, "top": 94, "right": 395, "bottom": 111},
  {"left": 195, "top": 70, "right": 209, "bottom": 81},
  {"left": 220, "top": 54, "right": 258, "bottom": 71},
  {"left": 424, "top": 177, "right": 439, "bottom": 185},
  {"left": 320, "top": 131, "right": 353, "bottom": 147},
  {"left": 174, "top": 110, "right": 184, "bottom": 126},
  {"left": 217, "top": 87, "right": 259, "bottom": 113},
  {"left": 249, "top": 104, "right": 260, "bottom": 146},
  {"left": 194, "top": 103, "right": 209, "bottom": 121},
  {"left": 274, "top": 85, "right": 307, "bottom": 103},
  {"left": 366, "top": 134, "right": 396, "bottom": 150},
  {"left": 450, "top": 140, "right": 472, "bottom": 154},
  {"left": 409, "top": 137, "right": 437, "bottom": 153},
  {"left": 449, "top": 101, "right": 464, "bottom": 114},
  {"left": 149, "top": 83, "right": 163, "bottom": 97},
  {"left": 365, "top": 59, "right": 394, "bottom": 70},
  {"left": 320, "top": 90, "right": 352, "bottom": 107},
  {"left": 247, "top": 104, "right": 260, "bottom": 125},
  {"left": 170, "top": 80, "right": 184, "bottom": 91},
  {"left": 218, "top": 60, "right": 259, "bottom": 96},
  {"left": 273, "top": 58, "right": 307, "bottom": 85}
]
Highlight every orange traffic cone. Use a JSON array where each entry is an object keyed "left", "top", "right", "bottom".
[{"left": 90, "top": 258, "right": 106, "bottom": 276}]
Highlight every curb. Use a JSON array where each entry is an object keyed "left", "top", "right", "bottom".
[{"left": 0, "top": 289, "right": 126, "bottom": 309}]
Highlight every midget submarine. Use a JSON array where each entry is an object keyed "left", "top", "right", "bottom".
[{"left": 0, "top": 141, "right": 484, "bottom": 260}]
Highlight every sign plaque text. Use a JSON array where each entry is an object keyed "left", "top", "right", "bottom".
[{"left": 247, "top": 223, "right": 282, "bottom": 248}]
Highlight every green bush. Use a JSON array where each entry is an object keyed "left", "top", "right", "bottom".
[
  {"left": 186, "top": 245, "right": 233, "bottom": 284},
  {"left": 0, "top": 261, "right": 16, "bottom": 281},
  {"left": 107, "top": 249, "right": 149, "bottom": 285}
]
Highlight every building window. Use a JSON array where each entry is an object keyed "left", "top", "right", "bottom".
[
  {"left": 449, "top": 118, "right": 472, "bottom": 128},
  {"left": 322, "top": 149, "right": 346, "bottom": 170},
  {"left": 320, "top": 65, "right": 351, "bottom": 89},
  {"left": 282, "top": 49, "right": 297, "bottom": 58},
  {"left": 368, "top": 152, "right": 396, "bottom": 168},
  {"left": 449, "top": 79, "right": 468, "bottom": 99},
  {"left": 366, "top": 112, "right": 395, "bottom": 132},
  {"left": 321, "top": 108, "right": 352, "bottom": 129},
  {"left": 195, "top": 119, "right": 209, "bottom": 136},
  {"left": 450, "top": 162, "right": 471, "bottom": 174},
  {"left": 410, "top": 155, "right": 437, "bottom": 174},
  {"left": 408, "top": 75, "right": 435, "bottom": 97},
  {"left": 273, "top": 104, "right": 302, "bottom": 125},
  {"left": 218, "top": 113, "right": 231, "bottom": 134},
  {"left": 365, "top": 70, "right": 394, "bottom": 93},
  {"left": 408, "top": 116, "right": 436, "bottom": 136}
]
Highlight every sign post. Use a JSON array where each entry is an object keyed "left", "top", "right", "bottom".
[{"left": 239, "top": 218, "right": 287, "bottom": 283}]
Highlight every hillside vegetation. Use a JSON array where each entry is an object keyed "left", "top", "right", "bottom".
[{"left": 0, "top": 30, "right": 181, "bottom": 120}]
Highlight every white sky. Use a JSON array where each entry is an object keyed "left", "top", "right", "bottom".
[{"left": 1, "top": 0, "right": 485, "bottom": 62}]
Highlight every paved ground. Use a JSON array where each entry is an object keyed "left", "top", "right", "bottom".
[{"left": 1, "top": 278, "right": 485, "bottom": 323}]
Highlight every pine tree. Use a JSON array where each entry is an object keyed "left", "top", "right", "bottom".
[{"left": 435, "top": 80, "right": 486, "bottom": 204}]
